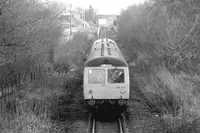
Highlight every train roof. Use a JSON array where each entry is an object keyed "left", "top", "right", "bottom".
[
  {"left": 85, "top": 38, "right": 128, "bottom": 67},
  {"left": 92, "top": 38, "right": 118, "bottom": 51}
]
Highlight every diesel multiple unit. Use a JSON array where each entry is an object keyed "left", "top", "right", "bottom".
[{"left": 83, "top": 38, "right": 130, "bottom": 112}]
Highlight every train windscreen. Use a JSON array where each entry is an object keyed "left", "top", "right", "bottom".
[
  {"left": 108, "top": 69, "right": 124, "bottom": 83},
  {"left": 88, "top": 69, "right": 105, "bottom": 84}
]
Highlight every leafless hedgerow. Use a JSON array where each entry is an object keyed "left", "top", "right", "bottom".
[{"left": 118, "top": 0, "right": 200, "bottom": 132}]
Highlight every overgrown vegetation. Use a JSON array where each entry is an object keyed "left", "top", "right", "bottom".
[
  {"left": 118, "top": 0, "right": 200, "bottom": 132},
  {"left": 0, "top": 0, "right": 95, "bottom": 132}
]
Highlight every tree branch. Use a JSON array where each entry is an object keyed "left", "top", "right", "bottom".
[
  {"left": 0, "top": 0, "right": 8, "bottom": 15},
  {"left": 177, "top": 14, "right": 199, "bottom": 47},
  {"left": 0, "top": 43, "right": 20, "bottom": 46},
  {"left": 0, "top": 0, "right": 7, "bottom": 6}
]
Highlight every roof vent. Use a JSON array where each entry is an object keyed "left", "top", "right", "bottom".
[
  {"left": 108, "top": 48, "right": 111, "bottom": 55},
  {"left": 101, "top": 43, "right": 104, "bottom": 56}
]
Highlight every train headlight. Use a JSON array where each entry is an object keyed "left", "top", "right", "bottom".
[
  {"left": 120, "top": 90, "right": 125, "bottom": 94},
  {"left": 89, "top": 90, "right": 93, "bottom": 94},
  {"left": 88, "top": 99, "right": 95, "bottom": 106},
  {"left": 118, "top": 99, "right": 125, "bottom": 106}
]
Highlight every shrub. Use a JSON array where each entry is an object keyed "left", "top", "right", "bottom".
[
  {"left": 134, "top": 64, "right": 200, "bottom": 132},
  {"left": 118, "top": 1, "right": 200, "bottom": 131}
]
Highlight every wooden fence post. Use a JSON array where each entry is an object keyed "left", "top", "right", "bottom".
[
  {"left": 30, "top": 72, "right": 33, "bottom": 81},
  {"left": 18, "top": 73, "right": 21, "bottom": 84}
]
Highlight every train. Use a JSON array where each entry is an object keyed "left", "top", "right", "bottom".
[{"left": 83, "top": 38, "right": 130, "bottom": 114}]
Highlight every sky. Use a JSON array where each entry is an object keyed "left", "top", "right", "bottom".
[{"left": 55, "top": 0, "right": 146, "bottom": 14}]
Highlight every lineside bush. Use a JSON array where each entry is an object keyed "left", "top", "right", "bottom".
[{"left": 118, "top": 0, "right": 200, "bottom": 132}]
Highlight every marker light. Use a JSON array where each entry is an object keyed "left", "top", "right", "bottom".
[
  {"left": 89, "top": 90, "right": 93, "bottom": 94},
  {"left": 120, "top": 90, "right": 125, "bottom": 94}
]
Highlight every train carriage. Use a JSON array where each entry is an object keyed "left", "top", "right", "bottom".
[{"left": 83, "top": 38, "right": 130, "bottom": 113}]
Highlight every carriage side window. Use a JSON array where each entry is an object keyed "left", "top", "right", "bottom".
[
  {"left": 108, "top": 69, "right": 124, "bottom": 83},
  {"left": 88, "top": 69, "right": 105, "bottom": 84}
]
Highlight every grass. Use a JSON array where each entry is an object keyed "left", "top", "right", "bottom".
[
  {"left": 117, "top": 8, "right": 200, "bottom": 131},
  {"left": 131, "top": 62, "right": 200, "bottom": 133},
  {"left": 0, "top": 109, "right": 51, "bottom": 133},
  {"left": 0, "top": 71, "right": 86, "bottom": 133},
  {"left": 0, "top": 73, "right": 66, "bottom": 133}
]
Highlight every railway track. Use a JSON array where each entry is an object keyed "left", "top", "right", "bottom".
[
  {"left": 86, "top": 27, "right": 127, "bottom": 133},
  {"left": 89, "top": 115, "right": 125, "bottom": 133},
  {"left": 99, "top": 26, "right": 116, "bottom": 39}
]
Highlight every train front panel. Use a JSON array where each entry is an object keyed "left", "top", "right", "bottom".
[{"left": 83, "top": 65, "right": 130, "bottom": 105}]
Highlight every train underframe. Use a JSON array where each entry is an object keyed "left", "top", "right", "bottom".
[{"left": 84, "top": 99, "right": 128, "bottom": 120}]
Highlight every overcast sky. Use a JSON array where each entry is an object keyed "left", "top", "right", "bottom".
[{"left": 55, "top": 0, "right": 146, "bottom": 14}]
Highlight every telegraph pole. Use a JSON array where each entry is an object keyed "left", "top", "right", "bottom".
[
  {"left": 83, "top": 8, "right": 85, "bottom": 27},
  {"left": 70, "top": 3, "right": 72, "bottom": 35}
]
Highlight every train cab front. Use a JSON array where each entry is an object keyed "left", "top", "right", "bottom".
[{"left": 83, "top": 64, "right": 130, "bottom": 112}]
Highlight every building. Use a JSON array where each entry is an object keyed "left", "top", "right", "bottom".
[{"left": 96, "top": 14, "right": 117, "bottom": 27}]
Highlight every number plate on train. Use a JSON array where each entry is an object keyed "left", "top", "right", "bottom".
[{"left": 116, "top": 86, "right": 125, "bottom": 89}]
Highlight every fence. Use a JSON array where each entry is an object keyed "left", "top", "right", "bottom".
[
  {"left": 0, "top": 67, "right": 52, "bottom": 114},
  {"left": 0, "top": 85, "right": 17, "bottom": 114}
]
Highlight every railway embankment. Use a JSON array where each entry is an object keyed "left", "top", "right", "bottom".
[
  {"left": 117, "top": 2, "right": 200, "bottom": 132},
  {"left": 0, "top": 29, "right": 95, "bottom": 133}
]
